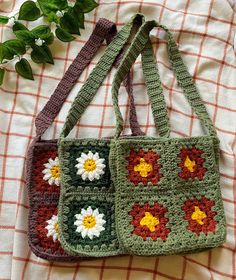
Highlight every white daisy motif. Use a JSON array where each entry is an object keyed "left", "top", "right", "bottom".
[
  {"left": 74, "top": 206, "right": 106, "bottom": 239},
  {"left": 75, "top": 151, "right": 106, "bottom": 181},
  {"left": 45, "top": 215, "right": 59, "bottom": 242},
  {"left": 42, "top": 157, "right": 60, "bottom": 186}
]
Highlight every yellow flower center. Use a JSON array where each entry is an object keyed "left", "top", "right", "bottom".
[
  {"left": 184, "top": 155, "right": 196, "bottom": 172},
  {"left": 51, "top": 165, "right": 60, "bottom": 179},
  {"left": 134, "top": 158, "right": 153, "bottom": 177},
  {"left": 191, "top": 206, "right": 207, "bottom": 225},
  {"left": 84, "top": 159, "right": 97, "bottom": 172},
  {"left": 83, "top": 215, "right": 96, "bottom": 229},
  {"left": 54, "top": 222, "right": 59, "bottom": 233},
  {"left": 140, "top": 212, "right": 159, "bottom": 232}
]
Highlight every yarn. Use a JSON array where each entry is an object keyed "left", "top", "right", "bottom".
[{"left": 109, "top": 19, "right": 226, "bottom": 256}]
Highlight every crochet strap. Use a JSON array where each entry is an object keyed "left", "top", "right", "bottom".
[
  {"left": 60, "top": 14, "right": 145, "bottom": 138},
  {"left": 35, "top": 18, "right": 143, "bottom": 138},
  {"left": 112, "top": 21, "right": 217, "bottom": 138}
]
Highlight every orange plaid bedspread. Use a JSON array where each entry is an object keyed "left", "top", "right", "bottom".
[{"left": 0, "top": 0, "right": 236, "bottom": 279}]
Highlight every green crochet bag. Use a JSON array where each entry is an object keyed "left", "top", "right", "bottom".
[
  {"left": 57, "top": 14, "right": 165, "bottom": 257},
  {"left": 110, "top": 20, "right": 227, "bottom": 256}
]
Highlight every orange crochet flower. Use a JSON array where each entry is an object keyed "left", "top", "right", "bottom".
[
  {"left": 178, "top": 147, "right": 206, "bottom": 180},
  {"left": 127, "top": 149, "right": 161, "bottom": 186},
  {"left": 181, "top": 197, "right": 217, "bottom": 235},
  {"left": 129, "top": 202, "right": 170, "bottom": 241}
]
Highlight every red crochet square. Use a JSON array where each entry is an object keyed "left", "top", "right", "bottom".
[
  {"left": 178, "top": 146, "right": 206, "bottom": 181},
  {"left": 129, "top": 202, "right": 170, "bottom": 241},
  {"left": 126, "top": 148, "right": 162, "bottom": 186},
  {"left": 32, "top": 147, "right": 60, "bottom": 194},
  {"left": 35, "top": 205, "right": 64, "bottom": 254},
  {"left": 181, "top": 197, "right": 217, "bottom": 235}
]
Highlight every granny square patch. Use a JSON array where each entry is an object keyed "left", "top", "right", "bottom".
[
  {"left": 59, "top": 139, "right": 111, "bottom": 190},
  {"left": 32, "top": 144, "right": 60, "bottom": 194},
  {"left": 127, "top": 148, "right": 162, "bottom": 186},
  {"left": 111, "top": 137, "right": 226, "bottom": 255},
  {"left": 28, "top": 200, "right": 69, "bottom": 259},
  {"left": 58, "top": 193, "right": 121, "bottom": 257}
]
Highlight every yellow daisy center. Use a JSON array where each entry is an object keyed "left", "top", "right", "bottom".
[
  {"left": 184, "top": 155, "right": 196, "bottom": 172},
  {"left": 134, "top": 158, "right": 153, "bottom": 177},
  {"left": 84, "top": 159, "right": 97, "bottom": 172},
  {"left": 51, "top": 165, "right": 60, "bottom": 179},
  {"left": 83, "top": 215, "right": 96, "bottom": 229},
  {"left": 191, "top": 206, "right": 207, "bottom": 225},
  {"left": 140, "top": 212, "right": 159, "bottom": 232},
  {"left": 54, "top": 222, "right": 59, "bottom": 233}
]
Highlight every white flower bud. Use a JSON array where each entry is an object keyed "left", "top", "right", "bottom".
[
  {"left": 35, "top": 38, "right": 45, "bottom": 46},
  {"left": 7, "top": 17, "right": 15, "bottom": 28},
  {"left": 56, "top": 10, "right": 64, "bottom": 18}
]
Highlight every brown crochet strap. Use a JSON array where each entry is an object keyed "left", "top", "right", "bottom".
[{"left": 35, "top": 18, "right": 143, "bottom": 137}]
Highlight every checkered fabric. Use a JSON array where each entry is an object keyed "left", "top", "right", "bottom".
[{"left": 0, "top": 0, "right": 236, "bottom": 279}]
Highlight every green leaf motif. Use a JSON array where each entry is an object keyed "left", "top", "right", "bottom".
[
  {"left": 37, "top": 0, "right": 68, "bottom": 16},
  {"left": 60, "top": 11, "right": 80, "bottom": 35},
  {"left": 14, "top": 30, "right": 36, "bottom": 45},
  {"left": 75, "top": 0, "right": 98, "bottom": 13},
  {"left": 4, "top": 39, "right": 26, "bottom": 55},
  {"left": 0, "top": 15, "right": 9, "bottom": 24},
  {"left": 13, "top": 21, "right": 28, "bottom": 32},
  {"left": 55, "top": 27, "right": 75, "bottom": 42},
  {"left": 15, "top": 58, "right": 34, "bottom": 80},
  {"left": 0, "top": 68, "right": 5, "bottom": 85},
  {"left": 32, "top": 25, "right": 54, "bottom": 45},
  {"left": 18, "top": 1, "right": 41, "bottom": 21},
  {"left": 31, "top": 45, "right": 54, "bottom": 64}
]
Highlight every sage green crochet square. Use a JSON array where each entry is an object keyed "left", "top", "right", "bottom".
[
  {"left": 115, "top": 187, "right": 226, "bottom": 256},
  {"left": 110, "top": 136, "right": 226, "bottom": 255},
  {"left": 113, "top": 136, "right": 219, "bottom": 193},
  {"left": 58, "top": 192, "right": 122, "bottom": 257}
]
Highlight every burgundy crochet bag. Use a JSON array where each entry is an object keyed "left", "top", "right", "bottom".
[{"left": 25, "top": 18, "right": 143, "bottom": 261}]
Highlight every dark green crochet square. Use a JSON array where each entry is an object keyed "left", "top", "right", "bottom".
[
  {"left": 60, "top": 193, "right": 120, "bottom": 253},
  {"left": 67, "top": 143, "right": 110, "bottom": 188}
]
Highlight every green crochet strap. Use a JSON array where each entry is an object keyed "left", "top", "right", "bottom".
[
  {"left": 112, "top": 21, "right": 217, "bottom": 139},
  {"left": 60, "top": 14, "right": 145, "bottom": 138},
  {"left": 141, "top": 39, "right": 170, "bottom": 138}
]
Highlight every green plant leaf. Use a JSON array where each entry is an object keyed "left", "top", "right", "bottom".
[
  {"left": 4, "top": 39, "right": 26, "bottom": 55},
  {"left": 31, "top": 25, "right": 54, "bottom": 45},
  {"left": 37, "top": 0, "right": 68, "bottom": 16},
  {"left": 14, "top": 30, "right": 36, "bottom": 45},
  {"left": 15, "top": 58, "right": 34, "bottom": 80},
  {"left": 70, "top": 6, "right": 84, "bottom": 28},
  {"left": 60, "top": 11, "right": 80, "bottom": 35},
  {"left": 31, "top": 25, "right": 51, "bottom": 36},
  {"left": 75, "top": 0, "right": 98, "bottom": 13},
  {"left": 31, "top": 45, "right": 54, "bottom": 64},
  {"left": 0, "top": 15, "right": 9, "bottom": 24},
  {"left": 0, "top": 68, "right": 5, "bottom": 85},
  {"left": 13, "top": 21, "right": 28, "bottom": 32},
  {"left": 18, "top": 1, "right": 41, "bottom": 21},
  {"left": 0, "top": 43, "right": 15, "bottom": 62},
  {"left": 55, "top": 27, "right": 75, "bottom": 42}
]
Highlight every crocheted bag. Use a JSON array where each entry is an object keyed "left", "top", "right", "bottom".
[
  {"left": 110, "top": 20, "right": 227, "bottom": 256},
  {"left": 25, "top": 18, "right": 143, "bottom": 261},
  {"left": 57, "top": 14, "right": 163, "bottom": 257}
]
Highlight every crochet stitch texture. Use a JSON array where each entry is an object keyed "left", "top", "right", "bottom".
[
  {"left": 109, "top": 20, "right": 226, "bottom": 256},
  {"left": 25, "top": 18, "right": 143, "bottom": 261},
  {"left": 58, "top": 14, "right": 150, "bottom": 257}
]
